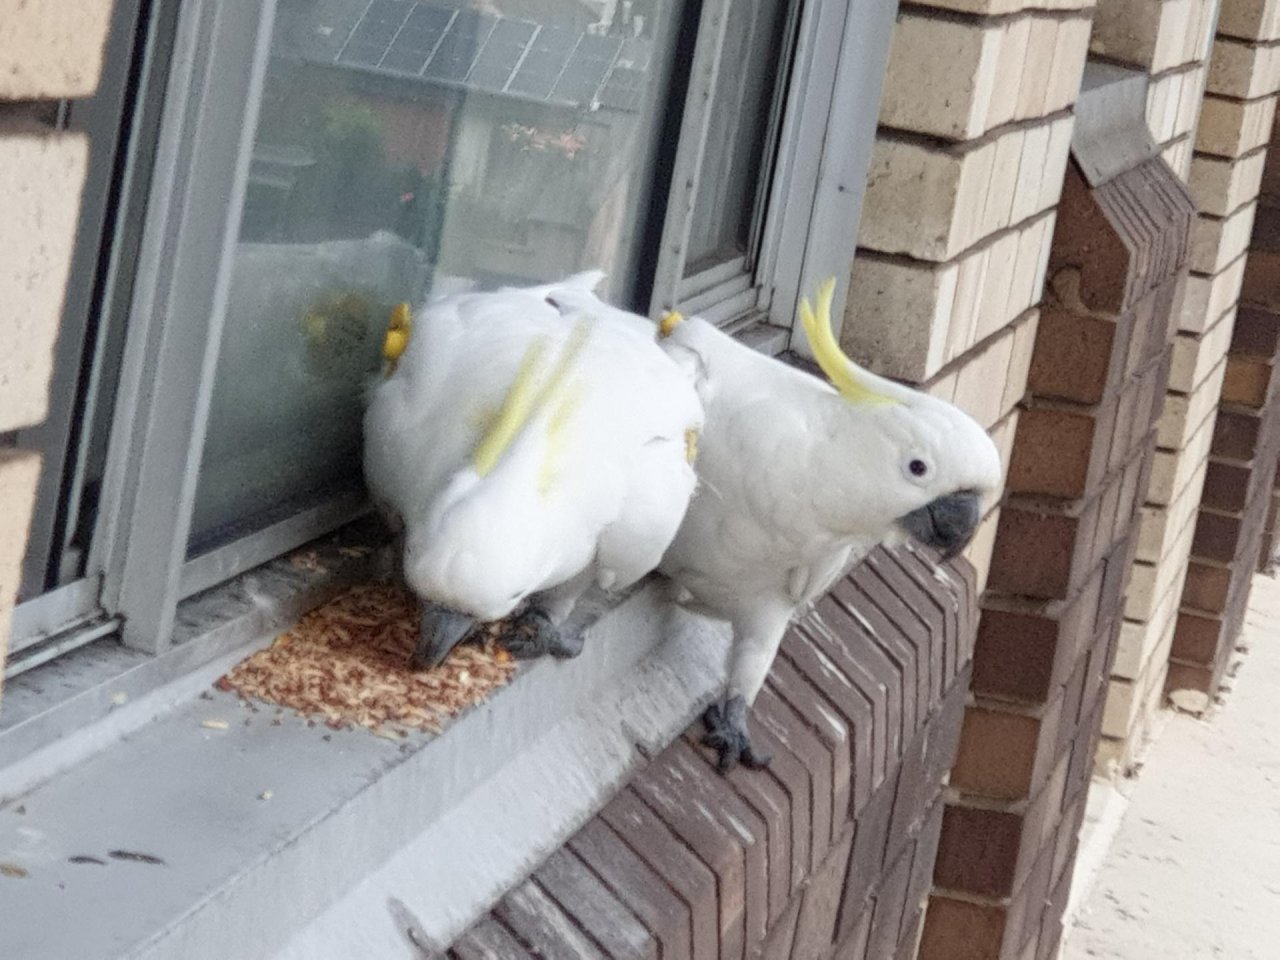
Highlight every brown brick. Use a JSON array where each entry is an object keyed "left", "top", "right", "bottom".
[
  {"left": 846, "top": 568, "right": 926, "bottom": 736},
  {"left": 495, "top": 883, "right": 610, "bottom": 960},
  {"left": 713, "top": 742, "right": 794, "bottom": 926},
  {"left": 533, "top": 848, "right": 659, "bottom": 960},
  {"left": 783, "top": 628, "right": 876, "bottom": 814},
  {"left": 600, "top": 790, "right": 719, "bottom": 960},
  {"left": 814, "top": 592, "right": 905, "bottom": 763},
  {"left": 790, "top": 829, "right": 854, "bottom": 960},
  {"left": 1213, "top": 408, "right": 1265, "bottom": 460},
  {"left": 1243, "top": 248, "right": 1280, "bottom": 311},
  {"left": 568, "top": 819, "right": 695, "bottom": 960},
  {"left": 1165, "top": 659, "right": 1213, "bottom": 694},
  {"left": 837, "top": 765, "right": 900, "bottom": 944},
  {"left": 921, "top": 667, "right": 972, "bottom": 797},
  {"left": 918, "top": 895, "right": 1009, "bottom": 960},
  {"left": 865, "top": 844, "right": 917, "bottom": 960},
  {"left": 870, "top": 549, "right": 949, "bottom": 704},
  {"left": 768, "top": 656, "right": 851, "bottom": 849},
  {"left": 865, "top": 553, "right": 945, "bottom": 712},
  {"left": 1202, "top": 461, "right": 1253, "bottom": 512},
  {"left": 1171, "top": 607, "right": 1224, "bottom": 663},
  {"left": 450, "top": 915, "right": 535, "bottom": 960},
  {"left": 988, "top": 487, "right": 1110, "bottom": 600},
  {"left": 761, "top": 896, "right": 801, "bottom": 960},
  {"left": 1007, "top": 404, "right": 1109, "bottom": 499},
  {"left": 1230, "top": 306, "right": 1280, "bottom": 358},
  {"left": 757, "top": 683, "right": 835, "bottom": 874},
  {"left": 1026, "top": 307, "right": 1123, "bottom": 404},
  {"left": 1221, "top": 356, "right": 1276, "bottom": 408},
  {"left": 1192, "top": 512, "right": 1251, "bottom": 565},
  {"left": 950, "top": 696, "right": 1064, "bottom": 802},
  {"left": 972, "top": 567, "right": 1102, "bottom": 704}
]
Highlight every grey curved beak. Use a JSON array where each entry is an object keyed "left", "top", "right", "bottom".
[
  {"left": 897, "top": 490, "right": 983, "bottom": 561},
  {"left": 412, "top": 604, "right": 479, "bottom": 669}
]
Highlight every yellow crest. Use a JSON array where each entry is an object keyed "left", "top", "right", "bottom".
[
  {"left": 472, "top": 319, "right": 594, "bottom": 480},
  {"left": 659, "top": 311, "right": 684, "bottom": 338},
  {"left": 383, "top": 302, "right": 413, "bottom": 374},
  {"left": 798, "top": 277, "right": 900, "bottom": 407}
]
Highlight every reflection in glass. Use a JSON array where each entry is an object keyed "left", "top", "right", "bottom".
[{"left": 189, "top": 0, "right": 683, "bottom": 555}]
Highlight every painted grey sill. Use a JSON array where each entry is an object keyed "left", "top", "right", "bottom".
[{"left": 0, "top": 524, "right": 730, "bottom": 960}]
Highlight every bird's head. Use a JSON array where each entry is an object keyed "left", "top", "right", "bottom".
[{"left": 799, "top": 278, "right": 1003, "bottom": 560}]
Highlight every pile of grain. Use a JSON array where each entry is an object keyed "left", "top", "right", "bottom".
[{"left": 217, "top": 583, "right": 517, "bottom": 735}]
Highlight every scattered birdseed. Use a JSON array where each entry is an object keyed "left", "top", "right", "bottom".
[
  {"left": 0, "top": 863, "right": 27, "bottom": 879},
  {"left": 259, "top": 791, "right": 273, "bottom": 801},
  {"left": 216, "top": 583, "right": 517, "bottom": 737},
  {"left": 108, "top": 850, "right": 165, "bottom": 865},
  {"left": 201, "top": 719, "right": 230, "bottom": 730}
]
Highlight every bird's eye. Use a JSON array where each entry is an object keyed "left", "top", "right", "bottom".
[{"left": 909, "top": 459, "right": 929, "bottom": 478}]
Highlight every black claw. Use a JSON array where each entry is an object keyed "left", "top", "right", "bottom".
[
  {"left": 500, "top": 608, "right": 582, "bottom": 660},
  {"left": 701, "top": 695, "right": 770, "bottom": 773}
]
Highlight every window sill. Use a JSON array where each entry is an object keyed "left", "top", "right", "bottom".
[{"left": 0, "top": 538, "right": 729, "bottom": 960}]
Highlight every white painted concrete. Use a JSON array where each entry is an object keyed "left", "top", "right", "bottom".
[{"left": 1062, "top": 573, "right": 1280, "bottom": 959}]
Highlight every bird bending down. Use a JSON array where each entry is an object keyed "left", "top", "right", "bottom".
[
  {"left": 658, "top": 279, "right": 1003, "bottom": 771},
  {"left": 363, "top": 272, "right": 705, "bottom": 668}
]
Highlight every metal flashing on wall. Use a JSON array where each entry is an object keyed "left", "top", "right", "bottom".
[{"left": 1072, "top": 61, "right": 1160, "bottom": 188}]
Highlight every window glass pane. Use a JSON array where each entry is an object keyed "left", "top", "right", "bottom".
[
  {"left": 188, "top": 0, "right": 685, "bottom": 555},
  {"left": 683, "top": 0, "right": 792, "bottom": 277}
]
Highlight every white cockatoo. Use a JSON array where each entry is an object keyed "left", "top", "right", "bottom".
[
  {"left": 656, "top": 279, "right": 1004, "bottom": 770},
  {"left": 363, "top": 272, "right": 704, "bottom": 667}
]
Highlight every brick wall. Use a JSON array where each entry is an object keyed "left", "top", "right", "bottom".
[
  {"left": 1099, "top": 0, "right": 1280, "bottom": 769},
  {"left": 921, "top": 154, "right": 1193, "bottom": 960},
  {"left": 1166, "top": 116, "right": 1280, "bottom": 696},
  {"left": 447, "top": 548, "right": 978, "bottom": 960},
  {"left": 1091, "top": 0, "right": 1221, "bottom": 179},
  {"left": 0, "top": 7, "right": 110, "bottom": 696},
  {"left": 845, "top": 1, "right": 1094, "bottom": 597}
]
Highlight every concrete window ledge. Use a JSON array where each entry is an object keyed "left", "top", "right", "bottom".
[{"left": 0, "top": 539, "right": 976, "bottom": 960}]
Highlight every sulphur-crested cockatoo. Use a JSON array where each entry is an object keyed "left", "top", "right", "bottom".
[
  {"left": 657, "top": 278, "right": 1003, "bottom": 770},
  {"left": 363, "top": 272, "right": 704, "bottom": 667}
]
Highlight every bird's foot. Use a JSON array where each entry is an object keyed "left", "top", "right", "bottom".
[
  {"left": 701, "top": 695, "right": 770, "bottom": 773},
  {"left": 499, "top": 608, "right": 584, "bottom": 660}
]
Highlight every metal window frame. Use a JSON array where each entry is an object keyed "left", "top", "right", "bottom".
[
  {"left": 9, "top": 0, "right": 898, "bottom": 672},
  {"left": 94, "top": 0, "right": 278, "bottom": 653},
  {"left": 653, "top": 0, "right": 899, "bottom": 348}
]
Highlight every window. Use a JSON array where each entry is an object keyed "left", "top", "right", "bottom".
[{"left": 5, "top": 0, "right": 894, "bottom": 711}]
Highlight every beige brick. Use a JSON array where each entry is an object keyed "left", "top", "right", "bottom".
[
  {"left": 1176, "top": 65, "right": 1208, "bottom": 138},
  {"left": 1045, "top": 16, "right": 1092, "bottom": 113},
  {"left": 989, "top": 16, "right": 1031, "bottom": 130},
  {"left": 991, "top": 409, "right": 1020, "bottom": 476},
  {"left": 946, "top": 246, "right": 992, "bottom": 364},
  {"left": 916, "top": 0, "right": 1093, "bottom": 12},
  {"left": 1009, "top": 213, "right": 1054, "bottom": 324},
  {"left": 1104, "top": 618, "right": 1176, "bottom": 737},
  {"left": 1148, "top": 70, "right": 1184, "bottom": 145},
  {"left": 1017, "top": 16, "right": 1058, "bottom": 120},
  {"left": 965, "top": 504, "right": 1002, "bottom": 594},
  {"left": 0, "top": 450, "right": 42, "bottom": 692},
  {"left": 1218, "top": 0, "right": 1280, "bottom": 43},
  {"left": 845, "top": 256, "right": 959, "bottom": 382},
  {"left": 1189, "top": 148, "right": 1269, "bottom": 215},
  {"left": 1145, "top": 407, "right": 1217, "bottom": 507},
  {"left": 860, "top": 137, "right": 996, "bottom": 261},
  {"left": 1091, "top": 0, "right": 1196, "bottom": 72},
  {"left": 981, "top": 129, "right": 1025, "bottom": 238},
  {"left": 1002, "top": 308, "right": 1040, "bottom": 412},
  {"left": 1124, "top": 510, "right": 1198, "bottom": 620},
  {"left": 1179, "top": 255, "right": 1246, "bottom": 334},
  {"left": 1010, "top": 122, "right": 1052, "bottom": 224},
  {"left": 1195, "top": 93, "right": 1279, "bottom": 158},
  {"left": 1189, "top": 201, "right": 1258, "bottom": 274},
  {"left": 975, "top": 230, "right": 1020, "bottom": 342},
  {"left": 925, "top": 368, "right": 959, "bottom": 403},
  {"left": 1169, "top": 304, "right": 1237, "bottom": 389},
  {"left": 0, "top": 0, "right": 113, "bottom": 99},
  {"left": 953, "top": 317, "right": 1018, "bottom": 429},
  {"left": 0, "top": 124, "right": 89, "bottom": 433},
  {"left": 1192, "top": 0, "right": 1220, "bottom": 61},
  {"left": 1161, "top": 137, "right": 1194, "bottom": 181},
  {"left": 1038, "top": 115, "right": 1075, "bottom": 212},
  {"left": 880, "top": 14, "right": 1004, "bottom": 139},
  {"left": 1159, "top": 356, "right": 1228, "bottom": 448},
  {"left": 1206, "top": 38, "right": 1280, "bottom": 100},
  {"left": 1136, "top": 456, "right": 1208, "bottom": 563}
]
